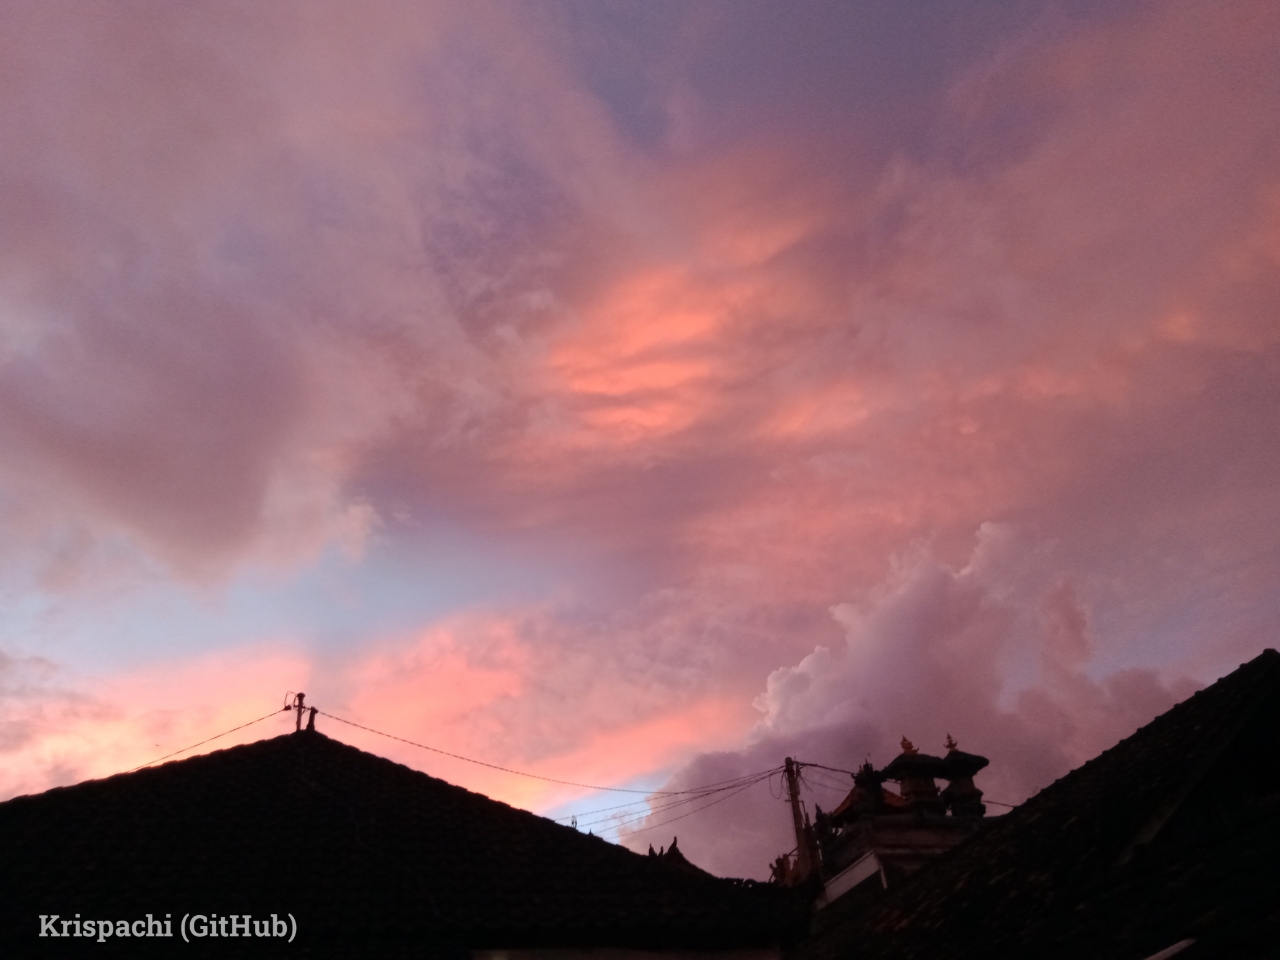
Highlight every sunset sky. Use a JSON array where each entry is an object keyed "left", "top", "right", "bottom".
[{"left": 1, "top": 0, "right": 1278, "bottom": 879}]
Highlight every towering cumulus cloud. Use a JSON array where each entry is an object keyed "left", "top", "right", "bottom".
[{"left": 625, "top": 525, "right": 1199, "bottom": 878}]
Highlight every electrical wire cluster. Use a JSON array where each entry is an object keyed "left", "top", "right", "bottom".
[
  {"left": 125, "top": 702, "right": 1017, "bottom": 834},
  {"left": 317, "top": 709, "right": 703, "bottom": 795},
  {"left": 314, "top": 707, "right": 785, "bottom": 837},
  {"left": 551, "top": 766, "right": 782, "bottom": 836},
  {"left": 793, "top": 762, "right": 859, "bottom": 798}
]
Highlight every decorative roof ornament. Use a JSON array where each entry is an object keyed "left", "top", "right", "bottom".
[
  {"left": 901, "top": 736, "right": 918, "bottom": 755},
  {"left": 945, "top": 733, "right": 958, "bottom": 751}
]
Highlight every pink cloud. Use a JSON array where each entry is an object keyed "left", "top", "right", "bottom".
[
  {"left": 0, "top": 0, "right": 1276, "bottom": 884},
  {"left": 0, "top": 613, "right": 753, "bottom": 821},
  {"left": 621, "top": 525, "right": 1201, "bottom": 878},
  {"left": 0, "top": 643, "right": 309, "bottom": 800}
]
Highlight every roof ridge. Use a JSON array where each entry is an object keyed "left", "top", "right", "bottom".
[
  {"left": 788, "top": 649, "right": 1280, "bottom": 960},
  {"left": 830, "top": 648, "right": 1280, "bottom": 920},
  {"left": 988, "top": 648, "right": 1280, "bottom": 823},
  {"left": 1114, "top": 648, "right": 1280, "bottom": 864},
  {"left": 2, "top": 728, "right": 808, "bottom": 953}
]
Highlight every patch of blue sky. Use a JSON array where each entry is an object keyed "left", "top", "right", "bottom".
[{"left": 8, "top": 523, "right": 579, "bottom": 677}]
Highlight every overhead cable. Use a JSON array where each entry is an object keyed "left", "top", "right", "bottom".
[
  {"left": 570, "top": 770, "right": 778, "bottom": 831},
  {"left": 317, "top": 709, "right": 771, "bottom": 797},
  {"left": 128, "top": 707, "right": 288, "bottom": 773},
  {"left": 579, "top": 770, "right": 777, "bottom": 831},
  {"left": 795, "top": 760, "right": 859, "bottom": 777},
  {"left": 553, "top": 767, "right": 782, "bottom": 823},
  {"left": 799, "top": 768, "right": 853, "bottom": 793},
  {"left": 608, "top": 775, "right": 774, "bottom": 836}
]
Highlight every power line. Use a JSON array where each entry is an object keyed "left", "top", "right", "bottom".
[
  {"left": 317, "top": 709, "right": 768, "bottom": 797},
  {"left": 128, "top": 708, "right": 288, "bottom": 772},
  {"left": 612, "top": 775, "right": 774, "bottom": 837},
  {"left": 124, "top": 706, "right": 1020, "bottom": 823},
  {"left": 797, "top": 767, "right": 852, "bottom": 793},
  {"left": 553, "top": 798, "right": 654, "bottom": 821},
  {"left": 578, "top": 781, "right": 754, "bottom": 834},
  {"left": 584, "top": 771, "right": 778, "bottom": 832},
  {"left": 554, "top": 798, "right": 651, "bottom": 821},
  {"left": 124, "top": 704, "right": 782, "bottom": 832},
  {"left": 572, "top": 770, "right": 779, "bottom": 832},
  {"left": 796, "top": 760, "right": 859, "bottom": 777},
  {"left": 553, "top": 767, "right": 782, "bottom": 823},
  {"left": 315, "top": 708, "right": 783, "bottom": 830}
]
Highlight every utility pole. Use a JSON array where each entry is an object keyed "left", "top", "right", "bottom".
[
  {"left": 784, "top": 757, "right": 814, "bottom": 880},
  {"left": 293, "top": 692, "right": 306, "bottom": 732}
]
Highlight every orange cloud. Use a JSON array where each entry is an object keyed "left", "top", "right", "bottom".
[
  {"left": 546, "top": 265, "right": 740, "bottom": 447},
  {"left": 0, "top": 644, "right": 309, "bottom": 801}
]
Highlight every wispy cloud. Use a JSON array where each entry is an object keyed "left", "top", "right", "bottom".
[{"left": 0, "top": 0, "right": 1276, "bottom": 878}]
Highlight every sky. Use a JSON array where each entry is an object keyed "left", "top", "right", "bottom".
[{"left": 1, "top": 0, "right": 1278, "bottom": 879}]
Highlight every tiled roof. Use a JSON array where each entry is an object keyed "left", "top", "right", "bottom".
[
  {"left": 0, "top": 729, "right": 806, "bottom": 958},
  {"left": 795, "top": 648, "right": 1280, "bottom": 960}
]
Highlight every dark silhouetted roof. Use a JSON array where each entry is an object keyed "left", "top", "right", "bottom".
[
  {"left": 795, "top": 648, "right": 1280, "bottom": 960},
  {"left": 0, "top": 729, "right": 805, "bottom": 958}
]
